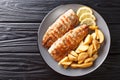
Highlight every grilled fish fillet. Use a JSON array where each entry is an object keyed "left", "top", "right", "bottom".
[
  {"left": 48, "top": 25, "right": 89, "bottom": 62},
  {"left": 42, "top": 9, "right": 79, "bottom": 48}
]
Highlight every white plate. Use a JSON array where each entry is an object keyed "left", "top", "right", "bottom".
[{"left": 38, "top": 4, "right": 111, "bottom": 76}]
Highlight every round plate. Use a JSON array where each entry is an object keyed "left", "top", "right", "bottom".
[{"left": 38, "top": 4, "right": 111, "bottom": 76}]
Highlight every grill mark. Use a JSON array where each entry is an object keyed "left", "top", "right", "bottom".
[
  {"left": 63, "top": 15, "right": 72, "bottom": 29},
  {"left": 57, "top": 22, "right": 65, "bottom": 37},
  {"left": 62, "top": 17, "right": 69, "bottom": 29},
  {"left": 55, "top": 41, "right": 69, "bottom": 61},
  {"left": 60, "top": 18, "right": 68, "bottom": 33},
  {"left": 74, "top": 15, "right": 79, "bottom": 26}
]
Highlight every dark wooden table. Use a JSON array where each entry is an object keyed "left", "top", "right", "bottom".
[{"left": 0, "top": 0, "right": 120, "bottom": 80}]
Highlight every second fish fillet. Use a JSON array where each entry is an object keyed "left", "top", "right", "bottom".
[{"left": 48, "top": 25, "right": 89, "bottom": 62}]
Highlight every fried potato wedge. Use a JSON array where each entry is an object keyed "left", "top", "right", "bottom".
[
  {"left": 92, "top": 39, "right": 100, "bottom": 51},
  {"left": 84, "top": 57, "right": 94, "bottom": 63},
  {"left": 68, "top": 54, "right": 77, "bottom": 61},
  {"left": 71, "top": 62, "right": 93, "bottom": 68},
  {"left": 91, "top": 32, "right": 97, "bottom": 40},
  {"left": 78, "top": 52, "right": 89, "bottom": 63},
  {"left": 84, "top": 34, "right": 92, "bottom": 45},
  {"left": 95, "top": 29, "right": 104, "bottom": 43},
  {"left": 58, "top": 57, "right": 69, "bottom": 65},
  {"left": 70, "top": 51, "right": 78, "bottom": 57}
]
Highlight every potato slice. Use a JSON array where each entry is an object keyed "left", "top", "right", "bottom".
[
  {"left": 75, "top": 48, "right": 82, "bottom": 53},
  {"left": 78, "top": 45, "right": 89, "bottom": 52},
  {"left": 78, "top": 60, "right": 84, "bottom": 64},
  {"left": 87, "top": 44, "right": 96, "bottom": 57},
  {"left": 84, "top": 57, "right": 94, "bottom": 63},
  {"left": 58, "top": 57, "right": 68, "bottom": 65},
  {"left": 75, "top": 41, "right": 84, "bottom": 53},
  {"left": 68, "top": 54, "right": 77, "bottom": 61},
  {"left": 78, "top": 52, "right": 89, "bottom": 64},
  {"left": 71, "top": 62, "right": 93, "bottom": 68},
  {"left": 98, "top": 29, "right": 104, "bottom": 43},
  {"left": 84, "top": 34, "right": 92, "bottom": 45},
  {"left": 95, "top": 29, "right": 104, "bottom": 43},
  {"left": 61, "top": 62, "right": 72, "bottom": 66},
  {"left": 92, "top": 39, "right": 100, "bottom": 51},
  {"left": 91, "top": 32, "right": 97, "bottom": 40},
  {"left": 70, "top": 51, "right": 78, "bottom": 57}
]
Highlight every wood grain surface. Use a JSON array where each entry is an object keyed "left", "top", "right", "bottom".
[
  {"left": 0, "top": 0, "right": 119, "bottom": 23},
  {"left": 0, "top": 0, "right": 119, "bottom": 80}
]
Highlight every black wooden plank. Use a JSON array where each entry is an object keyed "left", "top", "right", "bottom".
[
  {"left": 0, "top": 53, "right": 119, "bottom": 80},
  {"left": 0, "top": 0, "right": 119, "bottom": 24},
  {"left": 0, "top": 23, "right": 119, "bottom": 55},
  {"left": 0, "top": 23, "right": 39, "bottom": 53}
]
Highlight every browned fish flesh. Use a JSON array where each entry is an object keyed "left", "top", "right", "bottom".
[
  {"left": 48, "top": 25, "right": 89, "bottom": 62},
  {"left": 42, "top": 9, "right": 79, "bottom": 48}
]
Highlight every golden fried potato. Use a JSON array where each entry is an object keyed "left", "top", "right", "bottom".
[
  {"left": 68, "top": 54, "right": 77, "bottom": 61},
  {"left": 61, "top": 62, "right": 72, "bottom": 66},
  {"left": 95, "top": 29, "right": 99, "bottom": 40},
  {"left": 91, "top": 32, "right": 97, "bottom": 40},
  {"left": 75, "top": 49, "right": 82, "bottom": 53},
  {"left": 84, "top": 57, "right": 94, "bottom": 63},
  {"left": 78, "top": 60, "right": 84, "bottom": 64},
  {"left": 95, "top": 29, "right": 104, "bottom": 43},
  {"left": 70, "top": 51, "right": 78, "bottom": 57},
  {"left": 75, "top": 41, "right": 84, "bottom": 53},
  {"left": 87, "top": 44, "right": 96, "bottom": 57},
  {"left": 92, "top": 39, "right": 100, "bottom": 51},
  {"left": 58, "top": 57, "right": 69, "bottom": 65},
  {"left": 89, "top": 25, "right": 98, "bottom": 30},
  {"left": 78, "top": 52, "right": 89, "bottom": 64},
  {"left": 84, "top": 34, "right": 92, "bottom": 45},
  {"left": 71, "top": 62, "right": 93, "bottom": 68},
  {"left": 78, "top": 45, "right": 89, "bottom": 52}
]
